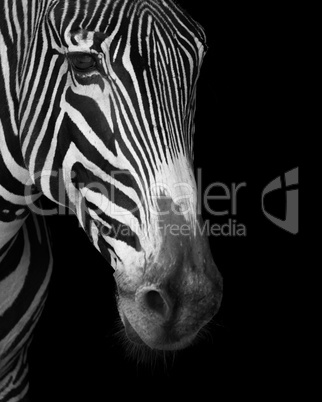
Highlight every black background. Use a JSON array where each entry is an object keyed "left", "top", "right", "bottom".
[{"left": 28, "top": 1, "right": 302, "bottom": 399}]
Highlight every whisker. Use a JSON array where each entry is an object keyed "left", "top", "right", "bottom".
[{"left": 111, "top": 318, "right": 178, "bottom": 370}]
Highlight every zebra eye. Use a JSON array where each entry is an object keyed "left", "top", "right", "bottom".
[{"left": 69, "top": 53, "right": 96, "bottom": 72}]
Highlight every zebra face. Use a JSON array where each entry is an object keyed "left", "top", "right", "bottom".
[{"left": 20, "top": 0, "right": 222, "bottom": 351}]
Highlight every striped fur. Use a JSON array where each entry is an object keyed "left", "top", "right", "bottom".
[{"left": 1, "top": 1, "right": 222, "bottom": 400}]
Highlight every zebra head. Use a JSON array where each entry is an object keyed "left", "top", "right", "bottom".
[{"left": 20, "top": 0, "right": 223, "bottom": 351}]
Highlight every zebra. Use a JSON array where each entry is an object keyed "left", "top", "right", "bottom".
[{"left": 0, "top": 0, "right": 223, "bottom": 399}]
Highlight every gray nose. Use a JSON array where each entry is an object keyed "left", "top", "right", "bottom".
[{"left": 137, "top": 287, "right": 172, "bottom": 320}]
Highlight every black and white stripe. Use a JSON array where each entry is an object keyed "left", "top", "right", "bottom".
[{"left": 1, "top": 1, "right": 209, "bottom": 399}]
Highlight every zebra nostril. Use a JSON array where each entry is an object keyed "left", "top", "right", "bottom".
[{"left": 144, "top": 290, "right": 169, "bottom": 318}]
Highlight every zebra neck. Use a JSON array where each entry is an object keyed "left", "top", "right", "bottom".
[
  {"left": 0, "top": 101, "right": 36, "bottom": 249},
  {"left": 0, "top": 150, "right": 32, "bottom": 250},
  {"left": 0, "top": 1, "right": 48, "bottom": 250}
]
